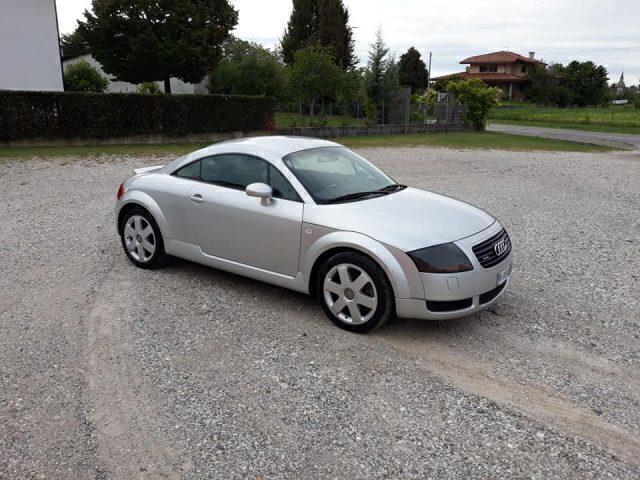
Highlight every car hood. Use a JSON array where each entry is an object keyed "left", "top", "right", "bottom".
[{"left": 303, "top": 187, "right": 495, "bottom": 251}]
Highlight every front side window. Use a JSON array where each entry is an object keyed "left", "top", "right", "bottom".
[
  {"left": 201, "top": 154, "right": 268, "bottom": 189},
  {"left": 479, "top": 65, "right": 498, "bottom": 73},
  {"left": 283, "top": 147, "right": 398, "bottom": 204},
  {"left": 269, "top": 166, "right": 301, "bottom": 202}
]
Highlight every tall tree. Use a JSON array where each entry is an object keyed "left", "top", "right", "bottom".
[
  {"left": 365, "top": 27, "right": 390, "bottom": 105},
  {"left": 398, "top": 47, "right": 428, "bottom": 92},
  {"left": 78, "top": 0, "right": 238, "bottom": 93},
  {"left": 316, "top": 0, "right": 356, "bottom": 69},
  {"left": 59, "top": 28, "right": 89, "bottom": 59},
  {"left": 280, "top": 0, "right": 355, "bottom": 69},
  {"left": 364, "top": 28, "right": 399, "bottom": 123}
]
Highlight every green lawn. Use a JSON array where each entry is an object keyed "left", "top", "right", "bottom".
[
  {"left": 489, "top": 105, "right": 640, "bottom": 135},
  {"left": 0, "top": 131, "right": 613, "bottom": 160},
  {"left": 336, "top": 132, "right": 613, "bottom": 151}
]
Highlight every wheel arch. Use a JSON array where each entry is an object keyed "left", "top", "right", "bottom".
[
  {"left": 117, "top": 191, "right": 168, "bottom": 238},
  {"left": 304, "top": 231, "right": 418, "bottom": 300}
]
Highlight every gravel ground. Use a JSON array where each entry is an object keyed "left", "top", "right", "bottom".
[{"left": 1, "top": 146, "right": 639, "bottom": 479}]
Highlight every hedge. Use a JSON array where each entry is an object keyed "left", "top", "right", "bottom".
[{"left": 0, "top": 91, "right": 275, "bottom": 142}]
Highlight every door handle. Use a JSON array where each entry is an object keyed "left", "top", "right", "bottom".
[{"left": 189, "top": 193, "right": 205, "bottom": 204}]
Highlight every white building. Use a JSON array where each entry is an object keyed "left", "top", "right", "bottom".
[
  {"left": 0, "top": 0, "right": 64, "bottom": 91},
  {"left": 63, "top": 54, "right": 208, "bottom": 95}
]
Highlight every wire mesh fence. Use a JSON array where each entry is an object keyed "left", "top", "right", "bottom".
[{"left": 274, "top": 93, "right": 461, "bottom": 129}]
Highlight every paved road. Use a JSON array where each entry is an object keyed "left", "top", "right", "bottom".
[
  {"left": 488, "top": 122, "right": 640, "bottom": 149},
  {"left": 1, "top": 148, "right": 640, "bottom": 479}
]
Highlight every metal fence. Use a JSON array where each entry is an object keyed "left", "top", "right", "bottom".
[{"left": 275, "top": 92, "right": 461, "bottom": 129}]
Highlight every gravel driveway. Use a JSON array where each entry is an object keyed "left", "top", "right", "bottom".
[{"left": 1, "top": 146, "right": 639, "bottom": 479}]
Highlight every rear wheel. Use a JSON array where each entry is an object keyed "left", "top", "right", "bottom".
[
  {"left": 317, "top": 251, "right": 395, "bottom": 333},
  {"left": 119, "top": 207, "right": 165, "bottom": 269}
]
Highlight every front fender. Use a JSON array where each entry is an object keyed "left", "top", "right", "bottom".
[
  {"left": 301, "top": 228, "right": 423, "bottom": 300},
  {"left": 116, "top": 190, "right": 169, "bottom": 239}
]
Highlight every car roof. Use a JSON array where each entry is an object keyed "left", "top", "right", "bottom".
[
  {"left": 161, "top": 136, "right": 343, "bottom": 175},
  {"left": 201, "top": 136, "right": 341, "bottom": 158}
]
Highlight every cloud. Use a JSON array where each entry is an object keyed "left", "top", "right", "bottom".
[{"left": 57, "top": 0, "right": 640, "bottom": 83}]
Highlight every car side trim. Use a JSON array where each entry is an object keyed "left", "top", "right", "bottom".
[{"left": 165, "top": 239, "right": 309, "bottom": 293}]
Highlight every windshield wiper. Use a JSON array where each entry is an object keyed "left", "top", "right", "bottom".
[
  {"left": 322, "top": 184, "right": 407, "bottom": 204},
  {"left": 377, "top": 184, "right": 407, "bottom": 192}
]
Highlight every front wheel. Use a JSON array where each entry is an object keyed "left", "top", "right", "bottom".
[{"left": 316, "top": 251, "right": 395, "bottom": 333}]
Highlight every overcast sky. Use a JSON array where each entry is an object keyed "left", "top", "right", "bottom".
[{"left": 57, "top": 0, "right": 640, "bottom": 85}]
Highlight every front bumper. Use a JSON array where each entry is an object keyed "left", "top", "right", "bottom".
[{"left": 395, "top": 222, "right": 513, "bottom": 320}]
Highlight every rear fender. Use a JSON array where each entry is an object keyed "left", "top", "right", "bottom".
[{"left": 117, "top": 190, "right": 169, "bottom": 239}]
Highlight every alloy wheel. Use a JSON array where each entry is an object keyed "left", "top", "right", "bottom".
[
  {"left": 123, "top": 215, "right": 156, "bottom": 263},
  {"left": 323, "top": 263, "right": 378, "bottom": 325}
]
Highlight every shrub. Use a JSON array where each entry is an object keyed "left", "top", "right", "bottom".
[
  {"left": 138, "top": 82, "right": 162, "bottom": 94},
  {"left": 63, "top": 60, "right": 108, "bottom": 93},
  {"left": 0, "top": 91, "right": 275, "bottom": 142},
  {"left": 446, "top": 78, "right": 501, "bottom": 130}
]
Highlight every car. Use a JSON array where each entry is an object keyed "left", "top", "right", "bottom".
[{"left": 116, "top": 136, "right": 513, "bottom": 332}]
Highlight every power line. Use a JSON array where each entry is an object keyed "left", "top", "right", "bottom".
[{"left": 541, "top": 45, "right": 640, "bottom": 55}]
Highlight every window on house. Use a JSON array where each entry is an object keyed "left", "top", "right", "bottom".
[
  {"left": 521, "top": 66, "right": 527, "bottom": 73},
  {"left": 479, "top": 65, "right": 498, "bottom": 73}
]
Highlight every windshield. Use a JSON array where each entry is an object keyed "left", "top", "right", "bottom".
[{"left": 283, "top": 147, "right": 398, "bottom": 204}]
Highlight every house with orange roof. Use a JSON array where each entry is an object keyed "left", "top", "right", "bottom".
[{"left": 433, "top": 51, "right": 545, "bottom": 100}]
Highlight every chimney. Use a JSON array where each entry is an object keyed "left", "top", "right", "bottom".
[{"left": 529, "top": 51, "right": 535, "bottom": 60}]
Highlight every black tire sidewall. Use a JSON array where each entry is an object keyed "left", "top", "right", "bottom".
[
  {"left": 316, "top": 251, "right": 395, "bottom": 333},
  {"left": 119, "top": 206, "right": 165, "bottom": 269}
]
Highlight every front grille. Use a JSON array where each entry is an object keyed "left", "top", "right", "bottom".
[
  {"left": 472, "top": 229, "right": 511, "bottom": 268},
  {"left": 426, "top": 298, "right": 473, "bottom": 312},
  {"left": 479, "top": 282, "right": 506, "bottom": 304}
]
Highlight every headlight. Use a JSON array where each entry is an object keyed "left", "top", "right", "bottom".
[{"left": 407, "top": 243, "right": 474, "bottom": 274}]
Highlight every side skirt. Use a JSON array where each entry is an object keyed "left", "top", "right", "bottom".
[{"left": 165, "top": 239, "right": 310, "bottom": 294}]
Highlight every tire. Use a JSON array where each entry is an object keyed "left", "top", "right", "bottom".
[
  {"left": 119, "top": 206, "right": 166, "bottom": 269},
  {"left": 316, "top": 251, "right": 395, "bottom": 333}
]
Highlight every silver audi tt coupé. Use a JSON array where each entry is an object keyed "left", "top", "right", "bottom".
[{"left": 116, "top": 136, "right": 512, "bottom": 332}]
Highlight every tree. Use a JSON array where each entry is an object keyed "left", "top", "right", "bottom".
[
  {"left": 288, "top": 45, "right": 344, "bottom": 116},
  {"left": 280, "top": 0, "right": 355, "bottom": 69},
  {"left": 526, "top": 63, "right": 572, "bottom": 107},
  {"left": 316, "top": 0, "right": 356, "bottom": 69},
  {"left": 208, "top": 37, "right": 287, "bottom": 99},
  {"left": 446, "top": 78, "right": 501, "bottom": 130},
  {"left": 138, "top": 82, "right": 162, "bottom": 94},
  {"left": 562, "top": 61, "right": 609, "bottom": 106},
  {"left": 78, "top": 0, "right": 238, "bottom": 94},
  {"left": 63, "top": 60, "right": 108, "bottom": 92},
  {"left": 364, "top": 28, "right": 399, "bottom": 122},
  {"left": 60, "top": 28, "right": 89, "bottom": 58},
  {"left": 398, "top": 47, "right": 428, "bottom": 92}
]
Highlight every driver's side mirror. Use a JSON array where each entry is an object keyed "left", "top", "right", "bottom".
[{"left": 246, "top": 182, "right": 273, "bottom": 206}]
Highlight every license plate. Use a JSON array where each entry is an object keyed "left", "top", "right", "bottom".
[{"left": 496, "top": 264, "right": 512, "bottom": 286}]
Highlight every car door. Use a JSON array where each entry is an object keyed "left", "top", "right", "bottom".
[{"left": 186, "top": 154, "right": 304, "bottom": 277}]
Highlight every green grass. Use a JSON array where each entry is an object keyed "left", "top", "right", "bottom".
[
  {"left": 275, "top": 111, "right": 366, "bottom": 128},
  {"left": 0, "top": 131, "right": 613, "bottom": 160},
  {"left": 335, "top": 132, "right": 614, "bottom": 151},
  {"left": 489, "top": 104, "right": 640, "bottom": 135}
]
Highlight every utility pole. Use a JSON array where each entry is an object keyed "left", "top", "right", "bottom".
[{"left": 426, "top": 51, "right": 432, "bottom": 91}]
